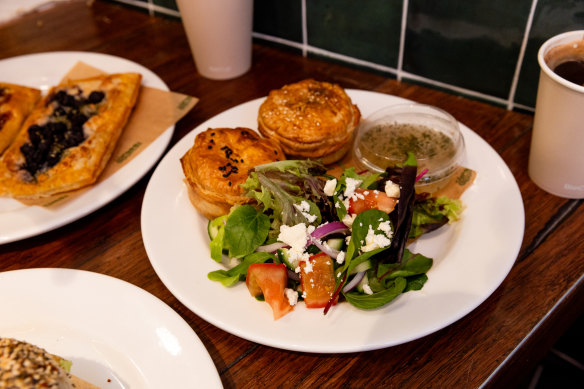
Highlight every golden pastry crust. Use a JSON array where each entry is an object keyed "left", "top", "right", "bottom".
[
  {"left": 257, "top": 79, "right": 360, "bottom": 164},
  {"left": 0, "top": 82, "right": 41, "bottom": 155},
  {"left": 0, "top": 72, "right": 141, "bottom": 199},
  {"left": 181, "top": 127, "right": 284, "bottom": 219}
]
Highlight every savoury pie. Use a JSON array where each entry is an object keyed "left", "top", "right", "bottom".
[
  {"left": 0, "top": 82, "right": 41, "bottom": 155},
  {"left": 0, "top": 72, "right": 142, "bottom": 199},
  {"left": 257, "top": 79, "right": 361, "bottom": 164},
  {"left": 181, "top": 127, "right": 284, "bottom": 219}
]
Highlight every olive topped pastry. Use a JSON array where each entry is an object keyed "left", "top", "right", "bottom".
[
  {"left": 0, "top": 82, "right": 41, "bottom": 155},
  {"left": 0, "top": 72, "right": 142, "bottom": 200}
]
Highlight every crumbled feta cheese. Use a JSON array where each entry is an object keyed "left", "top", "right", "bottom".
[
  {"left": 323, "top": 178, "right": 337, "bottom": 196},
  {"left": 342, "top": 213, "right": 357, "bottom": 228},
  {"left": 294, "top": 201, "right": 317, "bottom": 223},
  {"left": 336, "top": 251, "right": 346, "bottom": 265},
  {"left": 362, "top": 283, "right": 373, "bottom": 295},
  {"left": 361, "top": 225, "right": 392, "bottom": 252},
  {"left": 302, "top": 259, "right": 313, "bottom": 273},
  {"left": 278, "top": 223, "right": 310, "bottom": 265},
  {"left": 344, "top": 177, "right": 362, "bottom": 198},
  {"left": 285, "top": 288, "right": 298, "bottom": 306},
  {"left": 385, "top": 179, "right": 401, "bottom": 198},
  {"left": 278, "top": 223, "right": 308, "bottom": 248},
  {"left": 378, "top": 220, "right": 392, "bottom": 236}
]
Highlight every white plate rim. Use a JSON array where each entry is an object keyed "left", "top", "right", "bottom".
[
  {"left": 141, "top": 90, "right": 525, "bottom": 353},
  {"left": 0, "top": 267, "right": 222, "bottom": 388},
  {"left": 0, "top": 51, "right": 174, "bottom": 244}
]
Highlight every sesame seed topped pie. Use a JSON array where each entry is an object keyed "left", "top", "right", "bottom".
[
  {"left": 180, "top": 127, "right": 284, "bottom": 219},
  {"left": 257, "top": 79, "right": 361, "bottom": 164},
  {"left": 0, "top": 72, "right": 141, "bottom": 200}
]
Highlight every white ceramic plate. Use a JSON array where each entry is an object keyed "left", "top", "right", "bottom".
[
  {"left": 141, "top": 90, "right": 525, "bottom": 353},
  {"left": 0, "top": 52, "right": 174, "bottom": 244},
  {"left": 0, "top": 268, "right": 222, "bottom": 388}
]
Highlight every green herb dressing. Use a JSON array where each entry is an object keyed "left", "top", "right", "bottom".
[{"left": 358, "top": 123, "right": 456, "bottom": 170}]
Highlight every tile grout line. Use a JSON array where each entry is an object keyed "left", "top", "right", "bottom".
[
  {"left": 480, "top": 271, "right": 584, "bottom": 388},
  {"left": 507, "top": 0, "right": 538, "bottom": 110},
  {"left": 252, "top": 32, "right": 515, "bottom": 107},
  {"left": 112, "top": 0, "right": 536, "bottom": 111},
  {"left": 396, "top": 0, "right": 409, "bottom": 81},
  {"left": 111, "top": 0, "right": 180, "bottom": 18}
]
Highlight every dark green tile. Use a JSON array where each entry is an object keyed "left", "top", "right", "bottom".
[
  {"left": 153, "top": 0, "right": 177, "bottom": 11},
  {"left": 253, "top": 0, "right": 303, "bottom": 43},
  {"left": 404, "top": 0, "right": 531, "bottom": 99},
  {"left": 306, "top": 0, "right": 403, "bottom": 68},
  {"left": 514, "top": 0, "right": 584, "bottom": 108}
]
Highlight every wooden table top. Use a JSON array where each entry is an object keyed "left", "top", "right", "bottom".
[{"left": 1, "top": 1, "right": 582, "bottom": 388}]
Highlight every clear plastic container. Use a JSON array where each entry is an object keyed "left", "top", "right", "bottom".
[{"left": 353, "top": 103, "right": 465, "bottom": 193}]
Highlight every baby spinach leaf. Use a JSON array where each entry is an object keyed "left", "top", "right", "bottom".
[
  {"left": 344, "top": 209, "right": 391, "bottom": 265},
  {"left": 224, "top": 205, "right": 270, "bottom": 258},
  {"left": 343, "top": 277, "right": 407, "bottom": 309},
  {"left": 208, "top": 252, "right": 275, "bottom": 287},
  {"left": 404, "top": 274, "right": 429, "bottom": 292},
  {"left": 209, "top": 225, "right": 225, "bottom": 263},
  {"left": 383, "top": 251, "right": 433, "bottom": 280}
]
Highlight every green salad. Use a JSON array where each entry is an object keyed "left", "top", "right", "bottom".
[{"left": 205, "top": 155, "right": 463, "bottom": 319}]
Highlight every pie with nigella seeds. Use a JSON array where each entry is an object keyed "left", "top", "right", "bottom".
[
  {"left": 0, "top": 72, "right": 141, "bottom": 200},
  {"left": 180, "top": 127, "right": 285, "bottom": 220}
]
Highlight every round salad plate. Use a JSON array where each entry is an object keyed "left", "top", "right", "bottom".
[
  {"left": 0, "top": 268, "right": 223, "bottom": 389},
  {"left": 0, "top": 51, "right": 174, "bottom": 244},
  {"left": 141, "top": 90, "right": 525, "bottom": 353}
]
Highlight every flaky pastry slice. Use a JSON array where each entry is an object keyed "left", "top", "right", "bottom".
[
  {"left": 0, "top": 82, "right": 41, "bottom": 155},
  {"left": 0, "top": 72, "right": 141, "bottom": 200}
]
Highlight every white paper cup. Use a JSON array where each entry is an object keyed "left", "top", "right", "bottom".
[
  {"left": 176, "top": 0, "right": 253, "bottom": 80},
  {"left": 528, "top": 30, "right": 584, "bottom": 198}
]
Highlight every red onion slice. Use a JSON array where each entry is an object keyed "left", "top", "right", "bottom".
[
  {"left": 309, "top": 237, "right": 340, "bottom": 259},
  {"left": 310, "top": 221, "right": 349, "bottom": 240},
  {"left": 255, "top": 242, "right": 289, "bottom": 253},
  {"left": 342, "top": 271, "right": 366, "bottom": 293}
]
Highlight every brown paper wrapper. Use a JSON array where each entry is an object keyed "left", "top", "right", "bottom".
[{"left": 20, "top": 62, "right": 198, "bottom": 207}]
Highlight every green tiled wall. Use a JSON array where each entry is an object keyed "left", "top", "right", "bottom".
[{"left": 118, "top": 0, "right": 584, "bottom": 111}]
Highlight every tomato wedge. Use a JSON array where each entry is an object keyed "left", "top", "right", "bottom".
[
  {"left": 300, "top": 253, "right": 338, "bottom": 308},
  {"left": 348, "top": 188, "right": 397, "bottom": 215},
  {"left": 246, "top": 263, "right": 294, "bottom": 320}
]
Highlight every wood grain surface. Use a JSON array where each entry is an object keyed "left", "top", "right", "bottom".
[{"left": 1, "top": 1, "right": 582, "bottom": 388}]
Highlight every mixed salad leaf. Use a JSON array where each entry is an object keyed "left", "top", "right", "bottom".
[{"left": 206, "top": 157, "right": 463, "bottom": 319}]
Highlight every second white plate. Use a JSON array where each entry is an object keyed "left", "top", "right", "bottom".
[
  {"left": 0, "top": 51, "right": 174, "bottom": 244},
  {"left": 0, "top": 268, "right": 222, "bottom": 389},
  {"left": 141, "top": 90, "right": 525, "bottom": 353}
]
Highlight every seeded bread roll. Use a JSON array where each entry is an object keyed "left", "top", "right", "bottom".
[
  {"left": 0, "top": 338, "right": 100, "bottom": 389},
  {"left": 180, "top": 127, "right": 284, "bottom": 219},
  {"left": 257, "top": 79, "right": 361, "bottom": 164},
  {"left": 0, "top": 337, "right": 74, "bottom": 389}
]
